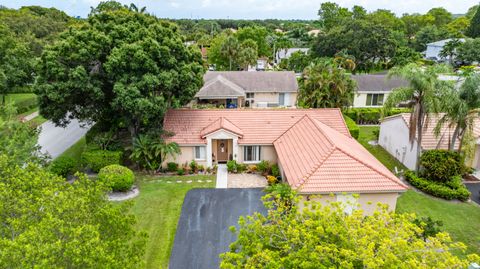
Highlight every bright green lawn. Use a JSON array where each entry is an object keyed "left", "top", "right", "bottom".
[
  {"left": 57, "top": 136, "right": 86, "bottom": 163},
  {"left": 130, "top": 175, "right": 215, "bottom": 269},
  {"left": 358, "top": 126, "right": 407, "bottom": 172},
  {"left": 5, "top": 93, "right": 36, "bottom": 103},
  {"left": 397, "top": 190, "right": 480, "bottom": 256},
  {"left": 358, "top": 126, "right": 480, "bottom": 256}
]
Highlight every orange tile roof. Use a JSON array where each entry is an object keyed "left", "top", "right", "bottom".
[
  {"left": 164, "top": 109, "right": 350, "bottom": 145},
  {"left": 200, "top": 117, "right": 244, "bottom": 138},
  {"left": 274, "top": 116, "right": 408, "bottom": 193}
]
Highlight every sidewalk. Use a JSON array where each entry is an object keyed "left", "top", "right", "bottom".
[{"left": 215, "top": 164, "right": 228, "bottom": 188}]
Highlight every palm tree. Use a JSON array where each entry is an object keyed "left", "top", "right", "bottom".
[
  {"left": 435, "top": 74, "right": 480, "bottom": 152},
  {"left": 130, "top": 135, "right": 181, "bottom": 172},
  {"left": 220, "top": 36, "right": 240, "bottom": 71},
  {"left": 384, "top": 63, "right": 453, "bottom": 172}
]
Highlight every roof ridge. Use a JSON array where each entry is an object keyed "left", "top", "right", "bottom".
[
  {"left": 295, "top": 146, "right": 336, "bottom": 189},
  {"left": 221, "top": 117, "right": 243, "bottom": 133},
  {"left": 334, "top": 145, "right": 408, "bottom": 190},
  {"left": 272, "top": 114, "right": 310, "bottom": 144}
]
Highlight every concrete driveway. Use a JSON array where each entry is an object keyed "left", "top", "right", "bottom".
[
  {"left": 37, "top": 119, "right": 91, "bottom": 159},
  {"left": 169, "top": 188, "right": 267, "bottom": 269}
]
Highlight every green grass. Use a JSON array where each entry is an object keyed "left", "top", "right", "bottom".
[
  {"left": 357, "top": 126, "right": 480, "bottom": 256},
  {"left": 57, "top": 136, "right": 86, "bottom": 162},
  {"left": 5, "top": 93, "right": 36, "bottom": 103},
  {"left": 397, "top": 190, "right": 480, "bottom": 256},
  {"left": 130, "top": 175, "right": 215, "bottom": 269},
  {"left": 358, "top": 126, "right": 407, "bottom": 172}
]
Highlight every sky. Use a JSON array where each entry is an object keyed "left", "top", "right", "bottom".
[{"left": 0, "top": 0, "right": 478, "bottom": 20}]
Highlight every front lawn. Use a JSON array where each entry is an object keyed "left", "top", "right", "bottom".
[
  {"left": 56, "top": 136, "right": 86, "bottom": 163},
  {"left": 130, "top": 175, "right": 215, "bottom": 269},
  {"left": 358, "top": 126, "right": 407, "bottom": 172},
  {"left": 397, "top": 190, "right": 480, "bottom": 256}
]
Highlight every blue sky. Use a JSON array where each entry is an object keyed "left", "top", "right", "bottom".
[{"left": 0, "top": 0, "right": 478, "bottom": 19}]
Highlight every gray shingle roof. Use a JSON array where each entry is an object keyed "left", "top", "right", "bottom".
[
  {"left": 352, "top": 74, "right": 409, "bottom": 93},
  {"left": 198, "top": 71, "right": 298, "bottom": 97},
  {"left": 195, "top": 75, "right": 245, "bottom": 99}
]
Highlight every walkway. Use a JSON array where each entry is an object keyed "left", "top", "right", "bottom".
[
  {"left": 228, "top": 173, "right": 267, "bottom": 188},
  {"left": 37, "top": 119, "right": 91, "bottom": 159},
  {"left": 216, "top": 164, "right": 228, "bottom": 188}
]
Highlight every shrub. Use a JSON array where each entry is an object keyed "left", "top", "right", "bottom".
[
  {"left": 206, "top": 166, "right": 212, "bottom": 174},
  {"left": 405, "top": 171, "right": 470, "bottom": 201},
  {"left": 98, "top": 164, "right": 134, "bottom": 192},
  {"left": 189, "top": 160, "right": 198, "bottom": 173},
  {"left": 420, "top": 150, "right": 464, "bottom": 182},
  {"left": 167, "top": 162, "right": 178, "bottom": 172},
  {"left": 198, "top": 165, "right": 205, "bottom": 172},
  {"left": 177, "top": 168, "right": 185, "bottom": 175},
  {"left": 227, "top": 160, "right": 237, "bottom": 173},
  {"left": 49, "top": 156, "right": 76, "bottom": 178},
  {"left": 247, "top": 165, "right": 257, "bottom": 173},
  {"left": 257, "top": 160, "right": 270, "bottom": 174},
  {"left": 267, "top": 175, "right": 279, "bottom": 185},
  {"left": 237, "top": 163, "right": 247, "bottom": 173},
  {"left": 81, "top": 150, "right": 122, "bottom": 173},
  {"left": 343, "top": 115, "right": 359, "bottom": 139},
  {"left": 344, "top": 108, "right": 410, "bottom": 124},
  {"left": 14, "top": 97, "right": 38, "bottom": 115},
  {"left": 271, "top": 164, "right": 280, "bottom": 178}
]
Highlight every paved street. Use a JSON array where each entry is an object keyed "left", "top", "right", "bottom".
[{"left": 37, "top": 119, "right": 91, "bottom": 159}]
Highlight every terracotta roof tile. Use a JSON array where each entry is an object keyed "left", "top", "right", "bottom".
[
  {"left": 200, "top": 117, "right": 244, "bottom": 138},
  {"left": 273, "top": 116, "right": 408, "bottom": 193}
]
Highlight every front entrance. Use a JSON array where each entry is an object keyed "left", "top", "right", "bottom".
[{"left": 217, "top": 139, "right": 229, "bottom": 163}]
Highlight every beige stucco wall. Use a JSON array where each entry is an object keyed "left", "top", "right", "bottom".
[
  {"left": 353, "top": 92, "right": 390, "bottom": 108},
  {"left": 238, "top": 145, "right": 278, "bottom": 163},
  {"left": 164, "top": 146, "right": 208, "bottom": 167},
  {"left": 298, "top": 192, "right": 399, "bottom": 216}
]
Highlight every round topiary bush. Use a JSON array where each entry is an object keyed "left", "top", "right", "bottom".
[
  {"left": 49, "top": 156, "right": 77, "bottom": 178},
  {"left": 98, "top": 164, "right": 134, "bottom": 192}
]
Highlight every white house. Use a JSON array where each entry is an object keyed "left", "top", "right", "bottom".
[
  {"left": 275, "top": 48, "right": 309, "bottom": 64},
  {"left": 379, "top": 113, "right": 480, "bottom": 171},
  {"left": 425, "top": 39, "right": 465, "bottom": 62},
  {"left": 351, "top": 74, "right": 409, "bottom": 108}
]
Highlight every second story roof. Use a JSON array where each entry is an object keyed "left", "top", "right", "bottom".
[{"left": 352, "top": 74, "right": 409, "bottom": 93}]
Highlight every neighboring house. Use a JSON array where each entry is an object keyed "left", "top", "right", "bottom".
[
  {"left": 351, "top": 74, "right": 409, "bottom": 108},
  {"left": 164, "top": 109, "right": 408, "bottom": 214},
  {"left": 275, "top": 48, "right": 309, "bottom": 64},
  {"left": 194, "top": 71, "right": 298, "bottom": 108},
  {"left": 379, "top": 113, "right": 480, "bottom": 170},
  {"left": 307, "top": 29, "right": 321, "bottom": 37},
  {"left": 425, "top": 38, "right": 465, "bottom": 62}
]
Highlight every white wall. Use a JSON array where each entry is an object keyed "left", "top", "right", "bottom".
[
  {"left": 379, "top": 118, "right": 418, "bottom": 170},
  {"left": 253, "top": 92, "right": 297, "bottom": 107},
  {"left": 425, "top": 45, "right": 443, "bottom": 60}
]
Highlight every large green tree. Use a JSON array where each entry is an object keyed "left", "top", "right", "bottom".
[
  {"left": 0, "top": 156, "right": 146, "bottom": 268},
  {"left": 35, "top": 4, "right": 204, "bottom": 141},
  {"left": 220, "top": 189, "right": 479, "bottom": 268},
  {"left": 426, "top": 7, "right": 453, "bottom": 27},
  {"left": 466, "top": 5, "right": 480, "bottom": 38},
  {"left": 236, "top": 26, "right": 270, "bottom": 57},
  {"left": 457, "top": 38, "right": 480, "bottom": 64},
  {"left": 298, "top": 60, "right": 356, "bottom": 109},
  {"left": 384, "top": 64, "right": 453, "bottom": 171},
  {"left": 317, "top": 2, "right": 352, "bottom": 30},
  {"left": 0, "top": 24, "right": 34, "bottom": 103}
]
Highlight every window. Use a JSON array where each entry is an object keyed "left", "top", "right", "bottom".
[
  {"left": 194, "top": 146, "right": 206, "bottom": 160},
  {"left": 366, "top": 94, "right": 384, "bottom": 106},
  {"left": 244, "top": 146, "right": 261, "bottom": 162},
  {"left": 278, "top": 93, "right": 285, "bottom": 106},
  {"left": 246, "top": 93, "right": 255, "bottom": 99}
]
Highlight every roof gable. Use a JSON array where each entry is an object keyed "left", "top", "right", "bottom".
[
  {"left": 203, "top": 71, "right": 298, "bottom": 93},
  {"left": 195, "top": 75, "right": 245, "bottom": 98},
  {"left": 200, "top": 117, "right": 244, "bottom": 138},
  {"left": 274, "top": 116, "right": 408, "bottom": 193}
]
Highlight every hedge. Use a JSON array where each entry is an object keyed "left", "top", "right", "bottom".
[
  {"left": 405, "top": 171, "right": 470, "bottom": 201},
  {"left": 343, "top": 115, "right": 359, "bottom": 139},
  {"left": 14, "top": 97, "right": 38, "bottom": 114},
  {"left": 81, "top": 150, "right": 123, "bottom": 173},
  {"left": 420, "top": 150, "right": 464, "bottom": 183},
  {"left": 49, "top": 156, "right": 77, "bottom": 178},
  {"left": 344, "top": 108, "right": 410, "bottom": 125}
]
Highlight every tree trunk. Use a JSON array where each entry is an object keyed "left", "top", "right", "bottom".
[
  {"left": 415, "top": 107, "right": 424, "bottom": 172},
  {"left": 128, "top": 120, "right": 139, "bottom": 144},
  {"left": 458, "top": 128, "right": 467, "bottom": 153},
  {"left": 449, "top": 124, "right": 461, "bottom": 151}
]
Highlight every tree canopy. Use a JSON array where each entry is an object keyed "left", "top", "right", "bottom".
[
  {"left": 35, "top": 5, "right": 205, "bottom": 140},
  {"left": 0, "top": 156, "right": 147, "bottom": 268},
  {"left": 220, "top": 189, "right": 479, "bottom": 268}
]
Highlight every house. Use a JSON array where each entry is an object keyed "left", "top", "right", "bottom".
[
  {"left": 379, "top": 113, "right": 480, "bottom": 171},
  {"left": 275, "top": 48, "right": 309, "bottom": 64},
  {"left": 194, "top": 71, "right": 298, "bottom": 108},
  {"left": 351, "top": 74, "right": 409, "bottom": 108},
  {"left": 425, "top": 38, "right": 465, "bottom": 62},
  {"left": 307, "top": 29, "right": 321, "bottom": 37},
  {"left": 164, "top": 109, "right": 408, "bottom": 214}
]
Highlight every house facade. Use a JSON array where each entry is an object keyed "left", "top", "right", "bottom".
[
  {"left": 425, "top": 38, "right": 465, "bottom": 62},
  {"left": 193, "top": 71, "right": 298, "bottom": 108},
  {"left": 275, "top": 48, "right": 309, "bottom": 64},
  {"left": 164, "top": 109, "right": 408, "bottom": 213},
  {"left": 379, "top": 113, "right": 480, "bottom": 171},
  {"left": 351, "top": 74, "right": 409, "bottom": 108}
]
